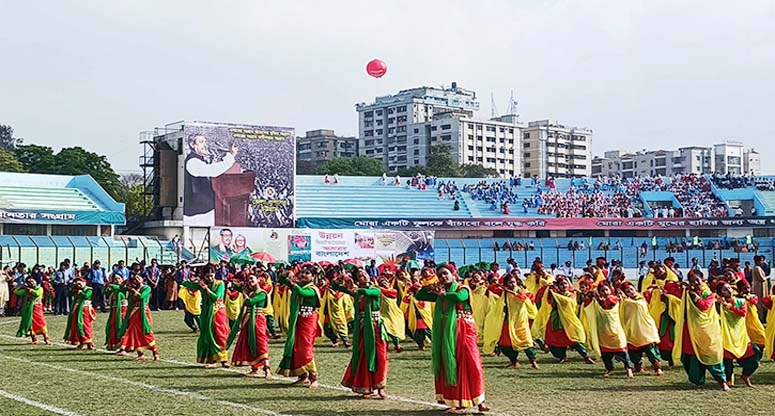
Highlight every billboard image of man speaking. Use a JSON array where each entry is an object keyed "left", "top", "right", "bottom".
[
  {"left": 182, "top": 121, "right": 295, "bottom": 228},
  {"left": 183, "top": 134, "right": 238, "bottom": 226}
]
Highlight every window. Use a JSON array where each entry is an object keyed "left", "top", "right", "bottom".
[
  {"left": 441, "top": 134, "right": 452, "bottom": 141},
  {"left": 388, "top": 107, "right": 395, "bottom": 114},
  {"left": 376, "top": 139, "right": 383, "bottom": 144},
  {"left": 414, "top": 149, "right": 420, "bottom": 155},
  {"left": 375, "top": 110, "right": 383, "bottom": 116},
  {"left": 524, "top": 132, "right": 530, "bottom": 138},
  {"left": 431, "top": 126, "right": 437, "bottom": 131},
  {"left": 441, "top": 124, "right": 451, "bottom": 130},
  {"left": 364, "top": 139, "right": 375, "bottom": 146},
  {"left": 487, "top": 157, "right": 496, "bottom": 163},
  {"left": 376, "top": 148, "right": 383, "bottom": 153},
  {"left": 397, "top": 105, "right": 407, "bottom": 112},
  {"left": 397, "top": 116, "right": 407, "bottom": 123},
  {"left": 364, "top": 130, "right": 373, "bottom": 137},
  {"left": 468, "top": 135, "right": 474, "bottom": 140},
  {"left": 476, "top": 146, "right": 483, "bottom": 152},
  {"left": 413, "top": 139, "right": 420, "bottom": 145},
  {"left": 414, "top": 159, "right": 420, "bottom": 164},
  {"left": 486, "top": 126, "right": 496, "bottom": 132},
  {"left": 413, "top": 128, "right": 419, "bottom": 134},
  {"left": 376, "top": 120, "right": 383, "bottom": 126},
  {"left": 50, "top": 225, "right": 98, "bottom": 236},
  {"left": 486, "top": 137, "right": 496, "bottom": 143},
  {"left": 396, "top": 126, "right": 406, "bottom": 132},
  {"left": 523, "top": 143, "right": 530, "bottom": 148},
  {"left": 388, "top": 118, "right": 395, "bottom": 124},
  {"left": 524, "top": 152, "right": 531, "bottom": 158},
  {"left": 499, "top": 127, "right": 505, "bottom": 132},
  {"left": 468, "top": 156, "right": 474, "bottom": 161},
  {"left": 364, "top": 121, "right": 373, "bottom": 128},
  {"left": 364, "top": 111, "right": 373, "bottom": 118},
  {"left": 508, "top": 128, "right": 514, "bottom": 134},
  {"left": 388, "top": 128, "right": 395, "bottom": 134},
  {"left": 365, "top": 150, "right": 374, "bottom": 155},
  {"left": 524, "top": 162, "right": 531, "bottom": 168},
  {"left": 376, "top": 129, "right": 383, "bottom": 135},
  {"left": 467, "top": 146, "right": 474, "bottom": 151}
]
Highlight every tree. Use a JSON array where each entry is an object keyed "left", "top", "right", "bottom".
[
  {"left": 14, "top": 144, "right": 56, "bottom": 173},
  {"left": 425, "top": 144, "right": 461, "bottom": 177},
  {"left": 54, "top": 147, "right": 121, "bottom": 199},
  {"left": 0, "top": 124, "right": 23, "bottom": 152},
  {"left": 0, "top": 149, "right": 25, "bottom": 172},
  {"left": 315, "top": 157, "right": 384, "bottom": 176},
  {"left": 121, "top": 179, "right": 152, "bottom": 220},
  {"left": 296, "top": 159, "right": 321, "bottom": 175},
  {"left": 459, "top": 163, "right": 499, "bottom": 178},
  {"left": 14, "top": 145, "right": 122, "bottom": 200}
]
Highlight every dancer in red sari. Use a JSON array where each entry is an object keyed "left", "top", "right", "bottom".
[
  {"left": 415, "top": 265, "right": 489, "bottom": 413},
  {"left": 227, "top": 273, "right": 271, "bottom": 378},
  {"left": 277, "top": 267, "right": 322, "bottom": 388},
  {"left": 334, "top": 269, "right": 389, "bottom": 399},
  {"left": 15, "top": 276, "right": 49, "bottom": 345},
  {"left": 116, "top": 274, "right": 159, "bottom": 361},
  {"left": 64, "top": 278, "right": 96, "bottom": 349}
]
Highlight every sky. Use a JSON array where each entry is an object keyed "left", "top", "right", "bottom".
[{"left": 2, "top": 0, "right": 774, "bottom": 174}]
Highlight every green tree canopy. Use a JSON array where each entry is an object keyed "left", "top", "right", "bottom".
[
  {"left": 316, "top": 156, "right": 384, "bottom": 176},
  {"left": 0, "top": 124, "right": 23, "bottom": 152},
  {"left": 459, "top": 163, "right": 499, "bottom": 178},
  {"left": 426, "top": 144, "right": 462, "bottom": 177},
  {"left": 120, "top": 174, "right": 152, "bottom": 220},
  {"left": 0, "top": 149, "right": 25, "bottom": 172}
]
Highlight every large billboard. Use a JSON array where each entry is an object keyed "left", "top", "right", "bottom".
[
  {"left": 183, "top": 121, "right": 295, "bottom": 228},
  {"left": 209, "top": 227, "right": 434, "bottom": 264}
]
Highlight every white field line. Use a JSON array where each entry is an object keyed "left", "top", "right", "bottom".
[
  {"left": 1, "top": 332, "right": 510, "bottom": 415},
  {"left": 0, "top": 350, "right": 287, "bottom": 416},
  {"left": 0, "top": 389, "right": 86, "bottom": 416},
  {"left": 0, "top": 319, "right": 20, "bottom": 326}
]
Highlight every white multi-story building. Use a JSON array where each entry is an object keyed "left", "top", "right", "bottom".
[
  {"left": 714, "top": 141, "right": 744, "bottom": 174},
  {"left": 356, "top": 82, "right": 479, "bottom": 172},
  {"left": 406, "top": 111, "right": 523, "bottom": 177},
  {"left": 521, "top": 120, "right": 593, "bottom": 178},
  {"left": 743, "top": 148, "right": 761, "bottom": 175},
  {"left": 593, "top": 147, "right": 715, "bottom": 178}
]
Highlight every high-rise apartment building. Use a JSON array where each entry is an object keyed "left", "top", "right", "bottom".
[
  {"left": 296, "top": 129, "right": 357, "bottom": 163},
  {"left": 521, "top": 120, "right": 593, "bottom": 178}
]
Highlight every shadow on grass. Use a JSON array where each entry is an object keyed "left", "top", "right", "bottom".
[{"left": 290, "top": 410, "right": 441, "bottom": 416}]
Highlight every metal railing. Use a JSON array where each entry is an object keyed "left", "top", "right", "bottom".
[
  {"left": 0, "top": 236, "right": 189, "bottom": 267},
  {"left": 434, "top": 240, "right": 774, "bottom": 270}
]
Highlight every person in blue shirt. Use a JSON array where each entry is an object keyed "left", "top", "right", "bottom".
[
  {"left": 89, "top": 260, "right": 107, "bottom": 312},
  {"left": 365, "top": 260, "right": 379, "bottom": 278},
  {"left": 52, "top": 262, "right": 70, "bottom": 315},
  {"left": 113, "top": 260, "right": 130, "bottom": 280}
]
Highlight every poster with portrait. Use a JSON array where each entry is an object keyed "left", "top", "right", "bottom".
[
  {"left": 183, "top": 121, "right": 295, "bottom": 228},
  {"left": 209, "top": 227, "right": 290, "bottom": 262},
  {"left": 288, "top": 232, "right": 312, "bottom": 262}
]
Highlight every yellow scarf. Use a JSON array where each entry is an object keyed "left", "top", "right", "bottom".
[
  {"left": 225, "top": 291, "right": 243, "bottom": 321},
  {"left": 744, "top": 297, "right": 766, "bottom": 346},
  {"left": 620, "top": 296, "right": 661, "bottom": 348},
  {"left": 764, "top": 296, "right": 775, "bottom": 361},
  {"left": 178, "top": 287, "right": 202, "bottom": 315},
  {"left": 272, "top": 286, "right": 291, "bottom": 334},
  {"left": 401, "top": 294, "right": 433, "bottom": 333},
  {"left": 469, "top": 284, "right": 489, "bottom": 335},
  {"left": 525, "top": 273, "right": 554, "bottom": 297},
  {"left": 672, "top": 290, "right": 723, "bottom": 366},
  {"left": 531, "top": 289, "right": 585, "bottom": 343},
  {"left": 584, "top": 300, "right": 627, "bottom": 358},
  {"left": 641, "top": 269, "right": 679, "bottom": 294},
  {"left": 483, "top": 290, "right": 534, "bottom": 353},
  {"left": 719, "top": 298, "right": 750, "bottom": 359},
  {"left": 380, "top": 292, "right": 405, "bottom": 340}
]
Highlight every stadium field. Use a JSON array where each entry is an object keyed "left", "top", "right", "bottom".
[{"left": 0, "top": 312, "right": 773, "bottom": 416}]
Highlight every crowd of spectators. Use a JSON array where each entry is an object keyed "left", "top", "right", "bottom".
[
  {"left": 711, "top": 172, "right": 757, "bottom": 189},
  {"left": 537, "top": 189, "right": 636, "bottom": 218}
]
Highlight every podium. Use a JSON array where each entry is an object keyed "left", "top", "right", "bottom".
[{"left": 211, "top": 164, "right": 256, "bottom": 227}]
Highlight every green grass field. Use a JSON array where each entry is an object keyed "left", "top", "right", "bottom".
[{"left": 0, "top": 311, "right": 774, "bottom": 416}]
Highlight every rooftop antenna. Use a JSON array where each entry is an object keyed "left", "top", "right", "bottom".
[
  {"left": 506, "top": 90, "right": 518, "bottom": 116},
  {"left": 491, "top": 92, "right": 499, "bottom": 118}
]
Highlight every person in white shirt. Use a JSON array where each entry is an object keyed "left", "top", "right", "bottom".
[
  {"left": 561, "top": 261, "right": 574, "bottom": 279},
  {"left": 183, "top": 135, "right": 237, "bottom": 226}
]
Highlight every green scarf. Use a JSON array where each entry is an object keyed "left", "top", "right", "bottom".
[
  {"left": 16, "top": 286, "right": 42, "bottom": 337},
  {"left": 105, "top": 285, "right": 126, "bottom": 342},
  {"left": 431, "top": 282, "right": 462, "bottom": 386},
  {"left": 227, "top": 289, "right": 267, "bottom": 356},
  {"left": 64, "top": 287, "right": 92, "bottom": 341},
  {"left": 349, "top": 286, "right": 384, "bottom": 376},
  {"left": 279, "top": 282, "right": 317, "bottom": 370},
  {"left": 118, "top": 285, "right": 152, "bottom": 338}
]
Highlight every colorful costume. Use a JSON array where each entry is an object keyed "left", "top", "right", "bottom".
[
  {"left": 719, "top": 297, "right": 758, "bottom": 383},
  {"left": 584, "top": 295, "right": 633, "bottom": 372},
  {"left": 104, "top": 284, "right": 127, "bottom": 350},
  {"left": 483, "top": 287, "right": 537, "bottom": 365},
  {"left": 643, "top": 279, "right": 680, "bottom": 366},
  {"left": 64, "top": 286, "right": 95, "bottom": 347},
  {"left": 319, "top": 284, "right": 350, "bottom": 345},
  {"left": 742, "top": 294, "right": 766, "bottom": 355},
  {"left": 416, "top": 283, "right": 485, "bottom": 409},
  {"left": 762, "top": 295, "right": 775, "bottom": 360},
  {"left": 338, "top": 284, "right": 389, "bottom": 395},
  {"left": 277, "top": 276, "right": 322, "bottom": 377},
  {"left": 273, "top": 284, "right": 291, "bottom": 335},
  {"left": 227, "top": 288, "right": 270, "bottom": 369},
  {"left": 531, "top": 288, "right": 590, "bottom": 361},
  {"left": 619, "top": 294, "right": 662, "bottom": 371},
  {"left": 401, "top": 284, "right": 433, "bottom": 349},
  {"left": 118, "top": 285, "right": 157, "bottom": 353},
  {"left": 15, "top": 286, "right": 47, "bottom": 338},
  {"left": 670, "top": 286, "right": 726, "bottom": 386},
  {"left": 379, "top": 286, "right": 406, "bottom": 349},
  {"left": 178, "top": 285, "right": 202, "bottom": 332},
  {"left": 181, "top": 280, "right": 229, "bottom": 364}
]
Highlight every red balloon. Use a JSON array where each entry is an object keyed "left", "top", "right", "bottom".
[{"left": 366, "top": 59, "right": 387, "bottom": 78}]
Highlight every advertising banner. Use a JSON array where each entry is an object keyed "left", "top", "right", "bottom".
[
  {"left": 183, "top": 121, "right": 295, "bottom": 228},
  {"left": 209, "top": 227, "right": 433, "bottom": 263},
  {"left": 295, "top": 216, "right": 775, "bottom": 231}
]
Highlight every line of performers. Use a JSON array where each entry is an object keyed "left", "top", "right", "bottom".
[{"left": 12, "top": 257, "right": 775, "bottom": 413}]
